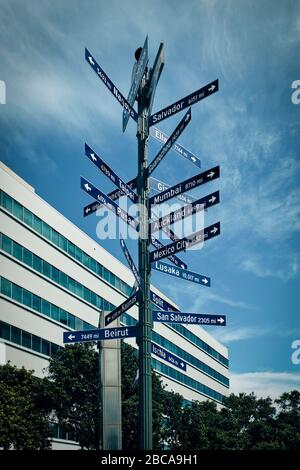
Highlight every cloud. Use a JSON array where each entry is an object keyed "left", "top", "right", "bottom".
[
  {"left": 230, "top": 371, "right": 300, "bottom": 400},
  {"left": 212, "top": 326, "right": 271, "bottom": 344},
  {"left": 241, "top": 253, "right": 300, "bottom": 281}
]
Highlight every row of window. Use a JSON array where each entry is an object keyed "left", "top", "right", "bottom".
[
  {"left": 0, "top": 233, "right": 115, "bottom": 313},
  {"left": 0, "top": 190, "right": 229, "bottom": 367},
  {"left": 121, "top": 313, "right": 229, "bottom": 387},
  {"left": 0, "top": 276, "right": 93, "bottom": 331},
  {"left": 0, "top": 190, "right": 132, "bottom": 297},
  {"left": 152, "top": 358, "right": 225, "bottom": 404},
  {"left": 0, "top": 320, "right": 60, "bottom": 357}
]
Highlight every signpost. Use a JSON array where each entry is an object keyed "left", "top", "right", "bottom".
[
  {"left": 82, "top": 38, "right": 221, "bottom": 451},
  {"left": 153, "top": 310, "right": 226, "bottom": 326},
  {"left": 63, "top": 325, "right": 137, "bottom": 344},
  {"left": 151, "top": 342, "right": 187, "bottom": 371},
  {"left": 152, "top": 260, "right": 211, "bottom": 287},
  {"left": 150, "top": 126, "right": 201, "bottom": 168}
]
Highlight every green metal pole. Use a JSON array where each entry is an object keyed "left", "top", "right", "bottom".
[{"left": 137, "top": 71, "right": 152, "bottom": 450}]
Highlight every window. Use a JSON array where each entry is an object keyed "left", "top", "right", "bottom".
[
  {"left": 59, "top": 234, "right": 68, "bottom": 251},
  {"left": 12, "top": 283, "right": 22, "bottom": 303},
  {"left": 33, "top": 215, "right": 42, "bottom": 234},
  {"left": 2, "top": 234, "right": 12, "bottom": 254},
  {"left": 96, "top": 263, "right": 103, "bottom": 277},
  {"left": 2, "top": 192, "right": 12, "bottom": 212},
  {"left": 74, "top": 282, "right": 83, "bottom": 298},
  {"left": 23, "top": 289, "right": 32, "bottom": 308},
  {"left": 32, "top": 294, "right": 41, "bottom": 312},
  {"left": 13, "top": 242, "right": 22, "bottom": 261},
  {"left": 82, "top": 253, "right": 90, "bottom": 269},
  {"left": 51, "top": 229, "right": 59, "bottom": 246},
  {"left": 42, "top": 299, "right": 51, "bottom": 317},
  {"left": 109, "top": 272, "right": 116, "bottom": 286},
  {"left": 50, "top": 343, "right": 59, "bottom": 357},
  {"left": 75, "top": 318, "right": 83, "bottom": 330},
  {"left": 0, "top": 321, "right": 10, "bottom": 340},
  {"left": 42, "top": 222, "right": 51, "bottom": 239},
  {"left": 75, "top": 246, "right": 82, "bottom": 263},
  {"left": 90, "top": 258, "right": 96, "bottom": 273},
  {"left": 42, "top": 260, "right": 51, "bottom": 278},
  {"left": 32, "top": 335, "right": 41, "bottom": 353},
  {"left": 12, "top": 200, "right": 23, "bottom": 220},
  {"left": 50, "top": 304, "right": 59, "bottom": 322},
  {"left": 33, "top": 255, "right": 42, "bottom": 272},
  {"left": 52, "top": 266, "right": 59, "bottom": 284},
  {"left": 103, "top": 268, "right": 110, "bottom": 282},
  {"left": 67, "top": 315, "right": 75, "bottom": 329},
  {"left": 23, "top": 248, "right": 33, "bottom": 267},
  {"left": 67, "top": 241, "right": 75, "bottom": 257},
  {"left": 1, "top": 277, "right": 11, "bottom": 297},
  {"left": 41, "top": 340, "right": 50, "bottom": 356},
  {"left": 59, "top": 309, "right": 68, "bottom": 325},
  {"left": 11, "top": 326, "right": 21, "bottom": 344},
  {"left": 83, "top": 287, "right": 91, "bottom": 303},
  {"left": 68, "top": 277, "right": 75, "bottom": 293},
  {"left": 22, "top": 331, "right": 31, "bottom": 349},
  {"left": 23, "top": 208, "right": 33, "bottom": 227}
]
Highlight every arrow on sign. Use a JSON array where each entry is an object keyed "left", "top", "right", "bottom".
[
  {"left": 150, "top": 165, "right": 220, "bottom": 205},
  {"left": 84, "top": 183, "right": 91, "bottom": 192},
  {"left": 147, "top": 107, "right": 191, "bottom": 175},
  {"left": 85, "top": 48, "right": 138, "bottom": 122},
  {"left": 81, "top": 176, "right": 138, "bottom": 231},
  {"left": 149, "top": 79, "right": 219, "bottom": 126},
  {"left": 85, "top": 143, "right": 138, "bottom": 203},
  {"left": 150, "top": 126, "right": 201, "bottom": 168},
  {"left": 68, "top": 334, "right": 75, "bottom": 341}
]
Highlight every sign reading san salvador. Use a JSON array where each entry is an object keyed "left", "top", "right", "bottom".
[
  {"left": 85, "top": 48, "right": 138, "bottom": 122},
  {"left": 153, "top": 311, "right": 226, "bottom": 326},
  {"left": 149, "top": 79, "right": 218, "bottom": 126},
  {"left": 152, "top": 261, "right": 211, "bottom": 287}
]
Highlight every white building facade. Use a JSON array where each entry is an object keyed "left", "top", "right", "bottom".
[{"left": 0, "top": 162, "right": 229, "bottom": 447}]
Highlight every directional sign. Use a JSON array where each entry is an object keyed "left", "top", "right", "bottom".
[
  {"left": 150, "top": 290, "right": 180, "bottom": 313},
  {"left": 151, "top": 342, "right": 187, "bottom": 371},
  {"left": 150, "top": 236, "right": 187, "bottom": 270},
  {"left": 153, "top": 310, "right": 226, "bottom": 326},
  {"left": 150, "top": 176, "right": 197, "bottom": 205},
  {"left": 85, "top": 48, "right": 138, "bottom": 122},
  {"left": 85, "top": 143, "right": 138, "bottom": 203},
  {"left": 150, "top": 126, "right": 201, "bottom": 168},
  {"left": 105, "top": 291, "right": 140, "bottom": 326},
  {"left": 63, "top": 325, "right": 137, "bottom": 344},
  {"left": 81, "top": 176, "right": 138, "bottom": 230},
  {"left": 147, "top": 42, "right": 165, "bottom": 113},
  {"left": 84, "top": 176, "right": 138, "bottom": 217},
  {"left": 150, "top": 221, "right": 221, "bottom": 263},
  {"left": 120, "top": 238, "right": 141, "bottom": 288},
  {"left": 152, "top": 261, "right": 211, "bottom": 287},
  {"left": 150, "top": 165, "right": 220, "bottom": 205},
  {"left": 147, "top": 108, "right": 191, "bottom": 175},
  {"left": 150, "top": 191, "right": 220, "bottom": 234},
  {"left": 123, "top": 36, "right": 148, "bottom": 132},
  {"left": 149, "top": 79, "right": 219, "bottom": 126}
]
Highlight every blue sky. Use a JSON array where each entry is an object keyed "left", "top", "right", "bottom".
[{"left": 0, "top": 0, "right": 299, "bottom": 398}]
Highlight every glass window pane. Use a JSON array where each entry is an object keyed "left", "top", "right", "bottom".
[
  {"left": 0, "top": 321, "right": 10, "bottom": 340},
  {"left": 96, "top": 263, "right": 103, "bottom": 278},
  {"left": 50, "top": 343, "right": 59, "bottom": 357},
  {"left": 75, "top": 317, "right": 83, "bottom": 330},
  {"left": 75, "top": 246, "right": 82, "bottom": 263},
  {"left": 59, "top": 309, "right": 68, "bottom": 325},
  {"left": 59, "top": 234, "right": 68, "bottom": 252},
  {"left": 90, "top": 258, "right": 96, "bottom": 272},
  {"left": 67, "top": 315, "right": 75, "bottom": 329},
  {"left": 42, "top": 223, "right": 51, "bottom": 239},
  {"left": 12, "top": 283, "right": 22, "bottom": 303},
  {"left": 51, "top": 305, "right": 59, "bottom": 322},
  {"left": 82, "top": 253, "right": 90, "bottom": 269},
  {"left": 52, "top": 266, "right": 59, "bottom": 284},
  {"left": 33, "top": 215, "right": 42, "bottom": 234},
  {"left": 32, "top": 294, "right": 41, "bottom": 312},
  {"left": 68, "top": 277, "right": 75, "bottom": 293},
  {"left": 32, "top": 335, "right": 41, "bottom": 353},
  {"left": 11, "top": 326, "right": 21, "bottom": 344},
  {"left": 42, "top": 261, "right": 51, "bottom": 278},
  {"left": 23, "top": 289, "right": 32, "bottom": 308},
  {"left": 13, "top": 242, "right": 22, "bottom": 261},
  {"left": 109, "top": 272, "right": 116, "bottom": 286},
  {"left": 60, "top": 271, "right": 68, "bottom": 289},
  {"left": 13, "top": 200, "right": 23, "bottom": 220},
  {"left": 41, "top": 340, "right": 50, "bottom": 356},
  {"left": 23, "top": 208, "right": 33, "bottom": 227},
  {"left": 23, "top": 248, "right": 33, "bottom": 267},
  {"left": 67, "top": 241, "right": 75, "bottom": 258},
  {"left": 42, "top": 299, "right": 51, "bottom": 317},
  {"left": 22, "top": 331, "right": 31, "bottom": 349},
  {"left": 90, "top": 291, "right": 96, "bottom": 306},
  {"left": 103, "top": 268, "right": 110, "bottom": 281},
  {"left": 96, "top": 296, "right": 103, "bottom": 310},
  {"left": 2, "top": 192, "right": 13, "bottom": 212},
  {"left": 51, "top": 229, "right": 59, "bottom": 246},
  {"left": 33, "top": 255, "right": 42, "bottom": 272},
  {"left": 1, "top": 278, "right": 11, "bottom": 297},
  {"left": 74, "top": 282, "right": 83, "bottom": 298},
  {"left": 2, "top": 234, "right": 12, "bottom": 254},
  {"left": 83, "top": 287, "right": 91, "bottom": 303}
]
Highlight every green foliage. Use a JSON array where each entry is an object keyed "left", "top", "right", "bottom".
[{"left": 0, "top": 363, "right": 53, "bottom": 449}]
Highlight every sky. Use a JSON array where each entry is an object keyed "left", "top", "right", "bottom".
[{"left": 0, "top": 0, "right": 299, "bottom": 399}]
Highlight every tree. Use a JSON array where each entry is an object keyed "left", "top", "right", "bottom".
[{"left": 0, "top": 363, "right": 52, "bottom": 450}]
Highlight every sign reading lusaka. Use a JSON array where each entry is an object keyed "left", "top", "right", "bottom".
[{"left": 152, "top": 261, "right": 211, "bottom": 287}]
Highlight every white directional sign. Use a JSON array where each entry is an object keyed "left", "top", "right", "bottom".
[
  {"left": 80, "top": 176, "right": 138, "bottom": 230},
  {"left": 149, "top": 79, "right": 218, "bottom": 126},
  {"left": 152, "top": 260, "right": 211, "bottom": 287},
  {"left": 85, "top": 143, "right": 138, "bottom": 203},
  {"left": 150, "top": 221, "right": 221, "bottom": 263},
  {"left": 123, "top": 36, "right": 148, "bottom": 132},
  {"left": 85, "top": 48, "right": 138, "bottom": 122},
  {"left": 150, "top": 126, "right": 201, "bottom": 168},
  {"left": 150, "top": 165, "right": 220, "bottom": 205},
  {"left": 147, "top": 108, "right": 191, "bottom": 175},
  {"left": 147, "top": 42, "right": 165, "bottom": 113}
]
